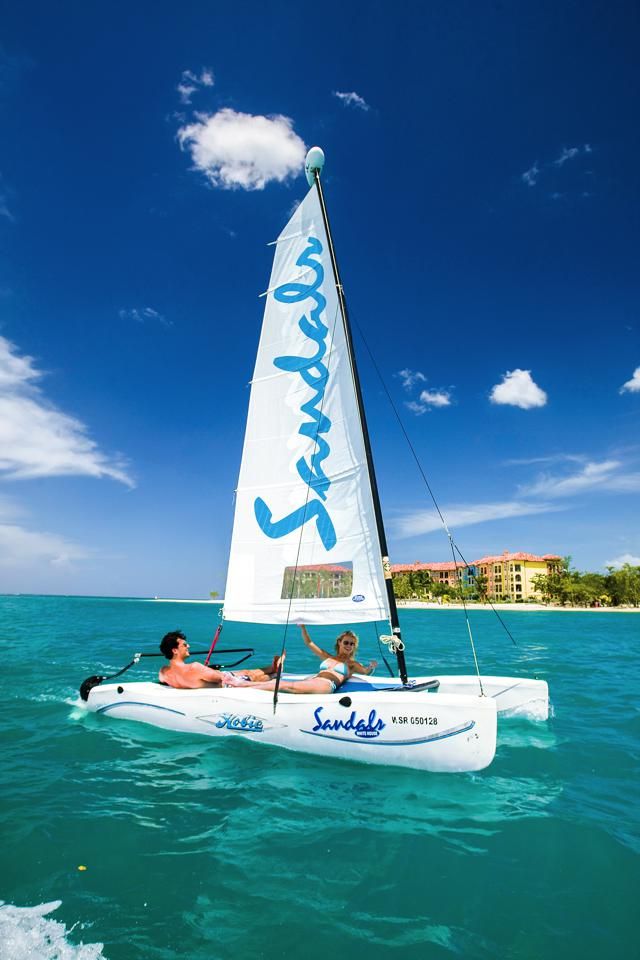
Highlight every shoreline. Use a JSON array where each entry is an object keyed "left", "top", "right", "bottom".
[
  {"left": 3, "top": 595, "right": 635, "bottom": 612},
  {"left": 147, "top": 597, "right": 218, "bottom": 604},
  {"left": 398, "top": 601, "right": 639, "bottom": 613},
  {"left": 148, "top": 597, "right": 638, "bottom": 613}
]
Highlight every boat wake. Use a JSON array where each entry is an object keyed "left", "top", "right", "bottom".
[
  {"left": 498, "top": 698, "right": 551, "bottom": 721},
  {"left": 0, "top": 900, "right": 106, "bottom": 960}
]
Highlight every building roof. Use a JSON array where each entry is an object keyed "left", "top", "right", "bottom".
[
  {"left": 295, "top": 564, "right": 352, "bottom": 573},
  {"left": 474, "top": 551, "right": 562, "bottom": 564},
  {"left": 391, "top": 551, "right": 563, "bottom": 572},
  {"left": 390, "top": 561, "right": 472, "bottom": 573}
]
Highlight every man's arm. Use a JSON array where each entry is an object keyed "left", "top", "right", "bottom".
[{"left": 192, "top": 663, "right": 224, "bottom": 684}]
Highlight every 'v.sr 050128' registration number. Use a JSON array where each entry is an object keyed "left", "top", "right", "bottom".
[{"left": 391, "top": 715, "right": 438, "bottom": 725}]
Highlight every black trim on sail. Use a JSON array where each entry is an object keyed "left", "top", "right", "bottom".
[{"left": 311, "top": 168, "right": 409, "bottom": 685}]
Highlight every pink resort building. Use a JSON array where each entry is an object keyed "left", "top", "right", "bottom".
[{"left": 391, "top": 551, "right": 562, "bottom": 601}]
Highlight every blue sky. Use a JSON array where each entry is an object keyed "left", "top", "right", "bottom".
[{"left": 0, "top": 0, "right": 638, "bottom": 597}]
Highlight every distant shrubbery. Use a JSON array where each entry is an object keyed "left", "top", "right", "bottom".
[
  {"left": 392, "top": 570, "right": 473, "bottom": 602},
  {"left": 530, "top": 558, "right": 640, "bottom": 607}
]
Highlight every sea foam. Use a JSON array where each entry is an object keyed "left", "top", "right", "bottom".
[{"left": 0, "top": 901, "right": 106, "bottom": 960}]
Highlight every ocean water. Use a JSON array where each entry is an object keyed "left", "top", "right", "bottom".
[{"left": 0, "top": 595, "right": 638, "bottom": 960}]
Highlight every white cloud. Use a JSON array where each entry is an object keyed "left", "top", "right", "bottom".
[
  {"left": 177, "top": 67, "right": 215, "bottom": 104},
  {"left": 504, "top": 453, "right": 585, "bottom": 467},
  {"left": 490, "top": 369, "right": 547, "bottom": 409},
  {"left": 395, "top": 449, "right": 640, "bottom": 543},
  {"left": 0, "top": 522, "right": 90, "bottom": 567},
  {"left": 0, "top": 172, "right": 14, "bottom": 221},
  {"left": 398, "top": 370, "right": 451, "bottom": 412},
  {"left": 405, "top": 389, "right": 452, "bottom": 415},
  {"left": 553, "top": 144, "right": 591, "bottom": 167},
  {"left": 0, "top": 334, "right": 133, "bottom": 485},
  {"left": 522, "top": 145, "right": 593, "bottom": 188},
  {"left": 333, "top": 91, "right": 370, "bottom": 111},
  {"left": 0, "top": 338, "right": 39, "bottom": 388},
  {"left": 397, "top": 368, "right": 426, "bottom": 391},
  {"left": 520, "top": 459, "right": 640, "bottom": 499},
  {"left": 394, "top": 500, "right": 561, "bottom": 539},
  {"left": 419, "top": 388, "right": 451, "bottom": 408},
  {"left": 619, "top": 366, "right": 640, "bottom": 394},
  {"left": 119, "top": 306, "right": 172, "bottom": 327},
  {"left": 605, "top": 552, "right": 640, "bottom": 568},
  {"left": 177, "top": 109, "right": 306, "bottom": 191},
  {"left": 554, "top": 147, "right": 580, "bottom": 167}
]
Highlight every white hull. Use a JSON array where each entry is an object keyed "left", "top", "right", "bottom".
[
  {"left": 340, "top": 674, "right": 549, "bottom": 721},
  {"left": 85, "top": 679, "right": 497, "bottom": 773}
]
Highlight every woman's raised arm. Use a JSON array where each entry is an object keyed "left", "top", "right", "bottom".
[{"left": 300, "top": 625, "right": 331, "bottom": 661}]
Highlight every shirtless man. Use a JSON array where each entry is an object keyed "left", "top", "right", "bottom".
[{"left": 158, "top": 631, "right": 279, "bottom": 689}]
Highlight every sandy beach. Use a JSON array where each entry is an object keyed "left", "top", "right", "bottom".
[
  {"left": 398, "top": 601, "right": 639, "bottom": 613},
  {"left": 148, "top": 597, "right": 218, "bottom": 603},
  {"left": 146, "top": 597, "right": 638, "bottom": 612}
]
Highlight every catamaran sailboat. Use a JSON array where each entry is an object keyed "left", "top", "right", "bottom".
[{"left": 81, "top": 148, "right": 548, "bottom": 772}]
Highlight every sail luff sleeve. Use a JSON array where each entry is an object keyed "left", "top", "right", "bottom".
[{"left": 311, "top": 171, "right": 408, "bottom": 683}]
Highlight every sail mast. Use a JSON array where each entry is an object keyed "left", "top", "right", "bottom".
[{"left": 306, "top": 147, "right": 409, "bottom": 684}]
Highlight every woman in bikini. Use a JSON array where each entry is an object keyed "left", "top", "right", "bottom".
[{"left": 226, "top": 625, "right": 377, "bottom": 694}]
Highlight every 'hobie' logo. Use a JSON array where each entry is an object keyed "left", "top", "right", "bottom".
[
  {"left": 254, "top": 236, "right": 337, "bottom": 551},
  {"left": 214, "top": 713, "right": 264, "bottom": 733}
]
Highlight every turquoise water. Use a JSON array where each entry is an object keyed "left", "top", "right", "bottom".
[{"left": 1, "top": 596, "right": 638, "bottom": 959}]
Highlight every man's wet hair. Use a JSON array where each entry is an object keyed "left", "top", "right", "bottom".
[{"left": 160, "top": 630, "right": 186, "bottom": 660}]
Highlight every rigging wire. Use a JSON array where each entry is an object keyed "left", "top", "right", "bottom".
[
  {"left": 446, "top": 529, "right": 484, "bottom": 695},
  {"left": 349, "top": 308, "right": 518, "bottom": 689},
  {"left": 450, "top": 541, "right": 518, "bottom": 646},
  {"left": 372, "top": 620, "right": 396, "bottom": 677}
]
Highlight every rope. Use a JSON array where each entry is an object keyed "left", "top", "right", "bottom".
[
  {"left": 379, "top": 634, "right": 405, "bottom": 654},
  {"left": 204, "top": 610, "right": 224, "bottom": 666}
]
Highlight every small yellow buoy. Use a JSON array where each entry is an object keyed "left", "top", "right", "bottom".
[{"left": 77, "top": 865, "right": 87, "bottom": 871}]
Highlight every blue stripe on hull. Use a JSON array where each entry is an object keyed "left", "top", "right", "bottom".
[
  {"left": 300, "top": 720, "right": 475, "bottom": 746},
  {"left": 96, "top": 701, "right": 186, "bottom": 717}
]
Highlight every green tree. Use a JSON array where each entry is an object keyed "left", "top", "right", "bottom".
[
  {"left": 606, "top": 564, "right": 640, "bottom": 606},
  {"left": 474, "top": 573, "right": 489, "bottom": 602},
  {"left": 430, "top": 580, "right": 454, "bottom": 601},
  {"left": 533, "top": 556, "right": 575, "bottom": 604},
  {"left": 392, "top": 573, "right": 411, "bottom": 599}
]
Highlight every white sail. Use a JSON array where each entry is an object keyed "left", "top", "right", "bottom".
[{"left": 223, "top": 186, "right": 390, "bottom": 625}]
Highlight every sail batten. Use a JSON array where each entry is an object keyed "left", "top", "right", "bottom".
[{"left": 223, "top": 186, "right": 390, "bottom": 626}]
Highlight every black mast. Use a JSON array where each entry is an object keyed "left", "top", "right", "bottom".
[{"left": 310, "top": 155, "right": 409, "bottom": 684}]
